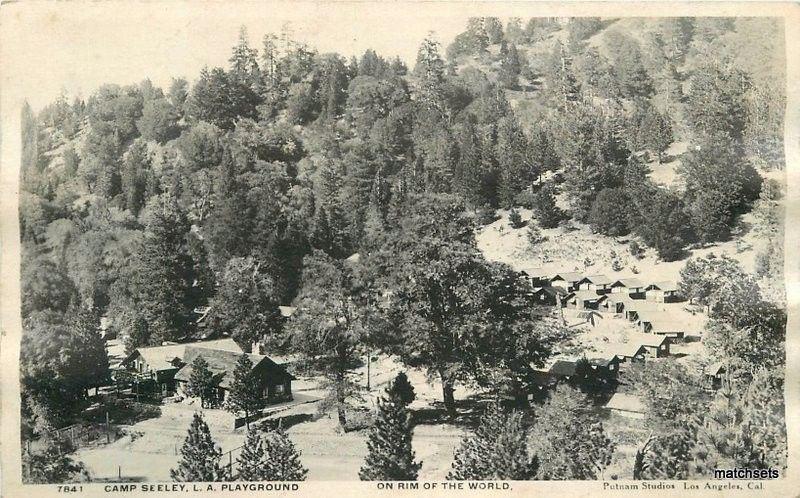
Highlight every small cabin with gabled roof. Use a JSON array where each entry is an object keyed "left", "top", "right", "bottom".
[
  {"left": 645, "top": 281, "right": 680, "bottom": 303},
  {"left": 549, "top": 272, "right": 584, "bottom": 292},
  {"left": 577, "top": 274, "right": 613, "bottom": 294},
  {"left": 610, "top": 278, "right": 646, "bottom": 298}
]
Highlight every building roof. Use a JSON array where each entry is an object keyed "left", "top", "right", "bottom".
[
  {"left": 534, "top": 286, "right": 568, "bottom": 297},
  {"left": 646, "top": 281, "right": 679, "bottom": 292},
  {"left": 519, "top": 266, "right": 546, "bottom": 277},
  {"left": 579, "top": 274, "right": 613, "bottom": 286},
  {"left": 549, "top": 359, "right": 578, "bottom": 377},
  {"left": 122, "top": 338, "right": 243, "bottom": 372},
  {"left": 706, "top": 361, "right": 726, "bottom": 376},
  {"left": 611, "top": 278, "right": 645, "bottom": 289},
  {"left": 587, "top": 355, "right": 617, "bottom": 368},
  {"left": 550, "top": 272, "right": 583, "bottom": 283},
  {"left": 345, "top": 252, "right": 361, "bottom": 264},
  {"left": 625, "top": 301, "right": 667, "bottom": 313},
  {"left": 569, "top": 290, "right": 604, "bottom": 301},
  {"left": 605, "top": 393, "right": 646, "bottom": 414},
  {"left": 612, "top": 342, "right": 647, "bottom": 359},
  {"left": 639, "top": 335, "right": 669, "bottom": 348},
  {"left": 174, "top": 347, "right": 293, "bottom": 389},
  {"left": 604, "top": 294, "right": 638, "bottom": 305},
  {"left": 278, "top": 306, "right": 296, "bottom": 318}
]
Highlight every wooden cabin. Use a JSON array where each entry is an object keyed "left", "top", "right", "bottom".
[
  {"left": 549, "top": 272, "right": 584, "bottom": 292},
  {"left": 609, "top": 278, "right": 646, "bottom": 298},
  {"left": 532, "top": 286, "right": 568, "bottom": 306},
  {"left": 645, "top": 281, "right": 680, "bottom": 303},
  {"left": 565, "top": 290, "right": 604, "bottom": 310},
  {"left": 120, "top": 338, "right": 243, "bottom": 395},
  {"left": 519, "top": 267, "right": 548, "bottom": 287},
  {"left": 577, "top": 274, "right": 613, "bottom": 294},
  {"left": 174, "top": 347, "right": 294, "bottom": 405},
  {"left": 640, "top": 335, "right": 670, "bottom": 358}
]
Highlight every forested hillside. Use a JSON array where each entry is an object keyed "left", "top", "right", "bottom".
[{"left": 19, "top": 17, "right": 787, "bottom": 480}]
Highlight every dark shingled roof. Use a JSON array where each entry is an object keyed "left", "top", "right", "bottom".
[
  {"left": 549, "top": 360, "right": 578, "bottom": 377},
  {"left": 174, "top": 347, "right": 294, "bottom": 389}
]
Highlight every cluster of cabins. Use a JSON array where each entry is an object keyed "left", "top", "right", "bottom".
[
  {"left": 522, "top": 268, "right": 707, "bottom": 414},
  {"left": 525, "top": 270, "right": 691, "bottom": 339}
]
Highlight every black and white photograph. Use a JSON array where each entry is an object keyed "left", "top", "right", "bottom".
[{"left": 1, "top": 2, "right": 798, "bottom": 495}]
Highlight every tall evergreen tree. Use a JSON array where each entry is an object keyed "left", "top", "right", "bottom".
[
  {"left": 170, "top": 412, "right": 226, "bottom": 482},
  {"left": 448, "top": 402, "right": 538, "bottom": 480},
  {"left": 224, "top": 354, "right": 263, "bottom": 430},
  {"left": 359, "top": 384, "right": 422, "bottom": 480},
  {"left": 261, "top": 427, "right": 309, "bottom": 480},
  {"left": 236, "top": 427, "right": 268, "bottom": 481},
  {"left": 187, "top": 356, "right": 217, "bottom": 408},
  {"left": 131, "top": 194, "right": 199, "bottom": 344}
]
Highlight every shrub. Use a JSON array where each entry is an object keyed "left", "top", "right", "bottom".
[
  {"left": 611, "top": 259, "right": 623, "bottom": 272},
  {"left": 527, "top": 225, "right": 547, "bottom": 245},
  {"left": 475, "top": 204, "right": 500, "bottom": 225},
  {"left": 508, "top": 209, "right": 525, "bottom": 229}
]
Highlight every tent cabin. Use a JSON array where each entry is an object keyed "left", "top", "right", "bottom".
[
  {"left": 120, "top": 338, "right": 243, "bottom": 395},
  {"left": 623, "top": 301, "right": 667, "bottom": 321},
  {"left": 532, "top": 286, "right": 568, "bottom": 306},
  {"left": 609, "top": 278, "right": 646, "bottom": 298},
  {"left": 587, "top": 355, "right": 621, "bottom": 379},
  {"left": 549, "top": 272, "right": 584, "bottom": 292},
  {"left": 635, "top": 311, "right": 693, "bottom": 338},
  {"left": 705, "top": 362, "right": 727, "bottom": 389},
  {"left": 604, "top": 393, "right": 646, "bottom": 419},
  {"left": 612, "top": 343, "right": 647, "bottom": 364},
  {"left": 548, "top": 359, "right": 578, "bottom": 381},
  {"left": 565, "top": 290, "right": 605, "bottom": 310},
  {"left": 600, "top": 294, "right": 637, "bottom": 314},
  {"left": 640, "top": 335, "right": 670, "bottom": 358},
  {"left": 519, "top": 267, "right": 548, "bottom": 287},
  {"left": 174, "top": 347, "right": 294, "bottom": 405},
  {"left": 645, "top": 281, "right": 680, "bottom": 303},
  {"left": 577, "top": 274, "right": 613, "bottom": 294}
]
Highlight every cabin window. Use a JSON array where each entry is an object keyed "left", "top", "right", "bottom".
[{"left": 274, "top": 383, "right": 285, "bottom": 394}]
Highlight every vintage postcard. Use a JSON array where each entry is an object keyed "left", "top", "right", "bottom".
[{"left": 1, "top": 1, "right": 799, "bottom": 496}]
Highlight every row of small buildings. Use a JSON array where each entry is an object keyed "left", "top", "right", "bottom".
[{"left": 524, "top": 270, "right": 694, "bottom": 339}]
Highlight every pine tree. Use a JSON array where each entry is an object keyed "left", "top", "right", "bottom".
[
  {"left": 229, "top": 26, "right": 261, "bottom": 90},
  {"left": 531, "top": 186, "right": 563, "bottom": 229},
  {"left": 171, "top": 412, "right": 226, "bottom": 482},
  {"left": 448, "top": 402, "right": 538, "bottom": 480},
  {"left": 359, "top": 388, "right": 422, "bottom": 480},
  {"left": 131, "top": 194, "right": 199, "bottom": 344},
  {"left": 65, "top": 305, "right": 110, "bottom": 396},
  {"left": 22, "top": 435, "right": 86, "bottom": 484},
  {"left": 187, "top": 356, "right": 217, "bottom": 408},
  {"left": 261, "top": 427, "right": 308, "bottom": 480},
  {"left": 386, "top": 372, "right": 416, "bottom": 407},
  {"left": 496, "top": 115, "right": 530, "bottom": 208},
  {"left": 236, "top": 427, "right": 267, "bottom": 481},
  {"left": 225, "top": 354, "right": 263, "bottom": 430}
]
